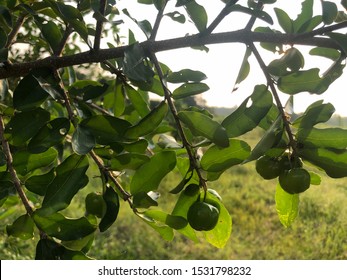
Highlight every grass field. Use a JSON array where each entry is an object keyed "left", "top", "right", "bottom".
[{"left": 1, "top": 130, "right": 347, "bottom": 260}]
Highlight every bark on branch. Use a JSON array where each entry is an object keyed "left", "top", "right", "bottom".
[{"left": 0, "top": 29, "right": 343, "bottom": 79}]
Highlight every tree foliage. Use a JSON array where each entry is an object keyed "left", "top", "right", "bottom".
[{"left": 0, "top": 0, "right": 347, "bottom": 259}]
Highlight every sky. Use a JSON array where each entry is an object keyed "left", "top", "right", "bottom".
[{"left": 115, "top": 0, "right": 347, "bottom": 116}]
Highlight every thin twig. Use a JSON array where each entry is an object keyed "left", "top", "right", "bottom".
[
  {"left": 250, "top": 43, "right": 297, "bottom": 154},
  {"left": 94, "top": 0, "right": 107, "bottom": 51},
  {"left": 204, "top": 0, "right": 239, "bottom": 35},
  {"left": 150, "top": 52, "right": 208, "bottom": 193},
  {"left": 149, "top": 1, "right": 168, "bottom": 41},
  {"left": 0, "top": 116, "right": 33, "bottom": 215},
  {"left": 5, "top": 14, "right": 26, "bottom": 49}
]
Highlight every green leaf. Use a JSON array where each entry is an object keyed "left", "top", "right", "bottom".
[
  {"left": 13, "top": 148, "right": 58, "bottom": 176},
  {"left": 254, "top": 26, "right": 283, "bottom": 53},
  {"left": 124, "top": 84, "right": 150, "bottom": 117},
  {"left": 298, "top": 147, "right": 347, "bottom": 178},
  {"left": 233, "top": 47, "right": 251, "bottom": 91},
  {"left": 309, "top": 171, "right": 321, "bottom": 185},
  {"left": 322, "top": 1, "right": 338, "bottom": 24},
  {"left": 5, "top": 108, "right": 50, "bottom": 146},
  {"left": 123, "top": 43, "right": 154, "bottom": 84},
  {"left": 130, "top": 151, "right": 176, "bottom": 194},
  {"left": 268, "top": 48, "right": 305, "bottom": 76},
  {"left": 145, "top": 210, "right": 188, "bottom": 230},
  {"left": 41, "top": 21, "right": 63, "bottom": 53},
  {"left": 165, "top": 11, "right": 186, "bottom": 23},
  {"left": 133, "top": 191, "right": 158, "bottom": 208},
  {"left": 293, "top": 0, "right": 313, "bottom": 33},
  {"left": 274, "top": 8, "right": 293, "bottom": 33},
  {"left": 167, "top": 69, "right": 207, "bottom": 83},
  {"left": 297, "top": 127, "right": 347, "bottom": 149},
  {"left": 309, "top": 47, "right": 341, "bottom": 61},
  {"left": 109, "top": 153, "right": 150, "bottom": 170},
  {"left": 35, "top": 239, "right": 93, "bottom": 260},
  {"left": 13, "top": 69, "right": 53, "bottom": 111},
  {"left": 25, "top": 168, "right": 55, "bottom": 196},
  {"left": 80, "top": 115, "right": 131, "bottom": 145},
  {"left": 228, "top": 5, "right": 273, "bottom": 25},
  {"left": 184, "top": 1, "right": 207, "bottom": 32},
  {"left": 171, "top": 185, "right": 199, "bottom": 242},
  {"left": 125, "top": 101, "right": 168, "bottom": 139},
  {"left": 178, "top": 110, "right": 229, "bottom": 148},
  {"left": 245, "top": 114, "right": 284, "bottom": 162},
  {"left": 292, "top": 100, "right": 335, "bottom": 128},
  {"left": 28, "top": 118, "right": 70, "bottom": 153},
  {"left": 33, "top": 212, "right": 97, "bottom": 241},
  {"left": 327, "top": 32, "right": 347, "bottom": 55},
  {"left": 278, "top": 68, "right": 329, "bottom": 95},
  {"left": 71, "top": 125, "right": 96, "bottom": 155},
  {"left": 6, "top": 214, "right": 34, "bottom": 240},
  {"left": 275, "top": 183, "right": 299, "bottom": 228},
  {"left": 99, "top": 186, "right": 120, "bottom": 232},
  {"left": 222, "top": 85, "right": 273, "bottom": 137},
  {"left": 137, "top": 212, "right": 174, "bottom": 241},
  {"left": 172, "top": 82, "right": 209, "bottom": 99},
  {"left": 203, "top": 191, "right": 232, "bottom": 248},
  {"left": 38, "top": 154, "right": 89, "bottom": 216},
  {"left": 0, "top": 6, "right": 12, "bottom": 27},
  {"left": 201, "top": 139, "right": 251, "bottom": 172}
]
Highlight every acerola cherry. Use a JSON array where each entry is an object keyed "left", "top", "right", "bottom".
[
  {"left": 256, "top": 155, "right": 281, "bottom": 179},
  {"left": 187, "top": 201, "right": 219, "bottom": 231},
  {"left": 279, "top": 168, "right": 311, "bottom": 194}
]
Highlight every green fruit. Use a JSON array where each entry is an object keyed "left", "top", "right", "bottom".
[
  {"left": 85, "top": 192, "right": 107, "bottom": 218},
  {"left": 187, "top": 201, "right": 220, "bottom": 231},
  {"left": 256, "top": 156, "right": 281, "bottom": 179},
  {"left": 279, "top": 155, "right": 303, "bottom": 171},
  {"left": 279, "top": 168, "right": 311, "bottom": 194}
]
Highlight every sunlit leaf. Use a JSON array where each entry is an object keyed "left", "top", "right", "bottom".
[
  {"left": 201, "top": 139, "right": 250, "bottom": 172},
  {"left": 292, "top": 100, "right": 335, "bottom": 128},
  {"left": 309, "top": 47, "right": 341, "bottom": 61},
  {"left": 178, "top": 110, "right": 229, "bottom": 148},
  {"left": 130, "top": 151, "right": 176, "bottom": 194},
  {"left": 137, "top": 212, "right": 174, "bottom": 241},
  {"left": 6, "top": 214, "right": 34, "bottom": 240},
  {"left": 172, "top": 82, "right": 209, "bottom": 99},
  {"left": 297, "top": 127, "right": 347, "bottom": 149},
  {"left": 167, "top": 69, "right": 207, "bottom": 83},
  {"left": 223, "top": 85, "right": 273, "bottom": 137},
  {"left": 278, "top": 68, "right": 329, "bottom": 95},
  {"left": 203, "top": 191, "right": 232, "bottom": 248},
  {"left": 274, "top": 8, "right": 293, "bottom": 33},
  {"left": 298, "top": 147, "right": 347, "bottom": 178},
  {"left": 275, "top": 183, "right": 299, "bottom": 228}
]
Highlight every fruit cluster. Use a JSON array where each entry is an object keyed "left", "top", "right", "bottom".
[{"left": 255, "top": 154, "right": 311, "bottom": 194}]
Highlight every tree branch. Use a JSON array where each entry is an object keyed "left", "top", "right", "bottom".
[
  {"left": 0, "top": 116, "right": 34, "bottom": 215},
  {"left": 0, "top": 30, "right": 343, "bottom": 79},
  {"left": 94, "top": 0, "right": 107, "bottom": 51},
  {"left": 150, "top": 52, "right": 208, "bottom": 193}
]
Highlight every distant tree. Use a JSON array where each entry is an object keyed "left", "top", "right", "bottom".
[{"left": 0, "top": 0, "right": 347, "bottom": 259}]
